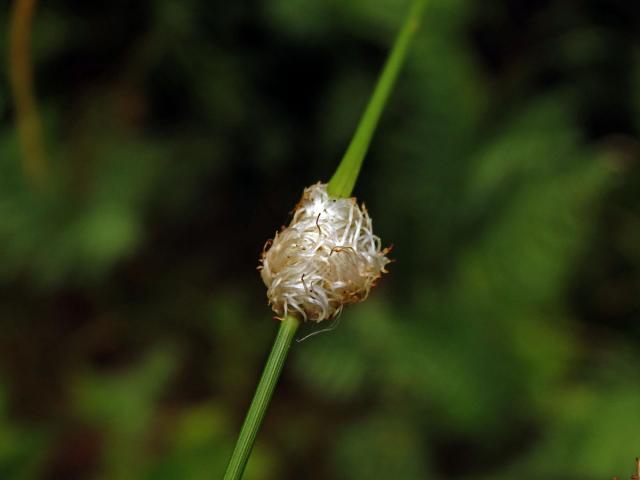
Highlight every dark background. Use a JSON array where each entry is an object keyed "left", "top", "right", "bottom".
[{"left": 0, "top": 0, "right": 639, "bottom": 478}]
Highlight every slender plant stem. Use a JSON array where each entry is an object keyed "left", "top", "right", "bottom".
[
  {"left": 224, "top": 2, "right": 426, "bottom": 478},
  {"left": 8, "top": 0, "right": 49, "bottom": 187},
  {"left": 327, "top": 0, "right": 427, "bottom": 198},
  {"left": 223, "top": 314, "right": 300, "bottom": 480}
]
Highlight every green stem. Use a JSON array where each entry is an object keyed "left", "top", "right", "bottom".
[
  {"left": 327, "top": 0, "right": 427, "bottom": 198},
  {"left": 224, "top": 3, "right": 426, "bottom": 478},
  {"left": 223, "top": 315, "right": 300, "bottom": 480}
]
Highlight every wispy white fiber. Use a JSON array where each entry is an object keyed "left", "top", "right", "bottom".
[{"left": 259, "top": 183, "right": 391, "bottom": 322}]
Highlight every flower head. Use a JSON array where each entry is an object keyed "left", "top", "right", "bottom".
[{"left": 260, "top": 183, "right": 391, "bottom": 322}]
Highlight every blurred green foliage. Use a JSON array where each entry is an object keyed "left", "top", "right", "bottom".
[{"left": 0, "top": 0, "right": 639, "bottom": 478}]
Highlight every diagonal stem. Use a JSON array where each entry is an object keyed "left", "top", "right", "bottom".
[
  {"left": 223, "top": 315, "right": 300, "bottom": 480},
  {"left": 327, "top": 0, "right": 427, "bottom": 198},
  {"left": 224, "top": 2, "right": 427, "bottom": 479}
]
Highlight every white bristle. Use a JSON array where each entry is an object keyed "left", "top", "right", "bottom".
[{"left": 259, "top": 182, "right": 391, "bottom": 322}]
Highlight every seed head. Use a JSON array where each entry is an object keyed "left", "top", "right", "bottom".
[{"left": 259, "top": 183, "right": 391, "bottom": 322}]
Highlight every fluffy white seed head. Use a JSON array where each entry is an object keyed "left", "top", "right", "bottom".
[{"left": 259, "top": 182, "right": 391, "bottom": 322}]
